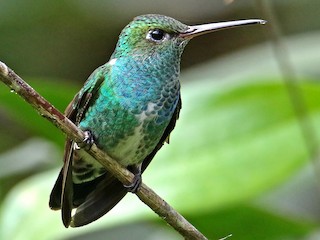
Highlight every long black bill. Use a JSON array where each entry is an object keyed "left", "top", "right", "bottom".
[{"left": 180, "top": 19, "right": 266, "bottom": 38}]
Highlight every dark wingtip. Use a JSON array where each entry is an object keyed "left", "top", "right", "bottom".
[
  {"left": 49, "top": 169, "right": 64, "bottom": 210},
  {"left": 62, "top": 206, "right": 72, "bottom": 228}
]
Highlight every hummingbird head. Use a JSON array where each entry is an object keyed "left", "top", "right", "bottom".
[
  {"left": 111, "top": 14, "right": 266, "bottom": 60},
  {"left": 111, "top": 14, "right": 189, "bottom": 59}
]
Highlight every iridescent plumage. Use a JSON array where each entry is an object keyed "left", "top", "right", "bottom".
[{"left": 49, "top": 14, "right": 265, "bottom": 227}]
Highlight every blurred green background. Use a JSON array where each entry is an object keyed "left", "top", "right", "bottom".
[{"left": 1, "top": 0, "right": 320, "bottom": 239}]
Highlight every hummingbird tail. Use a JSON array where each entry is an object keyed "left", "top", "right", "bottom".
[
  {"left": 70, "top": 176, "right": 127, "bottom": 227},
  {"left": 49, "top": 168, "right": 127, "bottom": 227}
]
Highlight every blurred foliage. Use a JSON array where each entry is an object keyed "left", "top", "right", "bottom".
[
  {"left": 1, "top": 0, "right": 320, "bottom": 240},
  {"left": 1, "top": 78, "right": 320, "bottom": 240}
]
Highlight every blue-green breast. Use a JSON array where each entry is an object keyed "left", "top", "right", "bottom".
[{"left": 78, "top": 53, "right": 180, "bottom": 167}]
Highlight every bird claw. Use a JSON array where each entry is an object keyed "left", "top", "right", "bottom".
[
  {"left": 124, "top": 172, "right": 142, "bottom": 193},
  {"left": 75, "top": 130, "right": 94, "bottom": 151}
]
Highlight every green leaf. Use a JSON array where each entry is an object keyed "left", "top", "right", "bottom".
[{"left": 146, "top": 80, "right": 319, "bottom": 212}]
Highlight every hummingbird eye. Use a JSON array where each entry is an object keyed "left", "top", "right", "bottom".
[{"left": 147, "top": 29, "right": 170, "bottom": 43}]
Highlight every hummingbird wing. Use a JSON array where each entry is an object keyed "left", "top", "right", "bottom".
[
  {"left": 49, "top": 65, "right": 107, "bottom": 227},
  {"left": 70, "top": 96, "right": 182, "bottom": 227}
]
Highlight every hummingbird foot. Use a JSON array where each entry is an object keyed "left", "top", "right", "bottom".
[
  {"left": 74, "top": 130, "right": 95, "bottom": 151},
  {"left": 124, "top": 165, "right": 142, "bottom": 193}
]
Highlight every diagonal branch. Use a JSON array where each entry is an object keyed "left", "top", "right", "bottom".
[{"left": 0, "top": 61, "right": 208, "bottom": 240}]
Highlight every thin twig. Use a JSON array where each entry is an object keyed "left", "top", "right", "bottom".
[
  {"left": 0, "top": 61, "right": 208, "bottom": 240},
  {"left": 255, "top": 0, "right": 320, "bottom": 174}
]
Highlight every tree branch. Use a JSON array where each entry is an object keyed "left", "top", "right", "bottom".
[{"left": 0, "top": 61, "right": 208, "bottom": 240}]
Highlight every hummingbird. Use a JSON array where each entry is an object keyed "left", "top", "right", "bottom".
[{"left": 49, "top": 14, "right": 265, "bottom": 228}]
